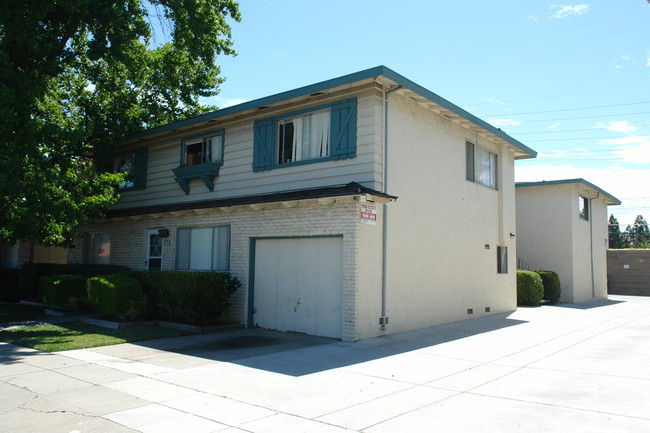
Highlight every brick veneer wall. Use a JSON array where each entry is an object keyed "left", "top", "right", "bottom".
[
  {"left": 68, "top": 197, "right": 361, "bottom": 341},
  {"left": 607, "top": 250, "right": 650, "bottom": 296}
]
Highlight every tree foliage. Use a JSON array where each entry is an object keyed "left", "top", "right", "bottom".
[
  {"left": 609, "top": 214, "right": 650, "bottom": 249},
  {"left": 608, "top": 214, "right": 628, "bottom": 249},
  {"left": 626, "top": 215, "right": 650, "bottom": 248},
  {"left": 0, "top": 0, "right": 240, "bottom": 246}
]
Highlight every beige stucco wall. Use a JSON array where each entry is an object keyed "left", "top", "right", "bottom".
[
  {"left": 355, "top": 91, "right": 518, "bottom": 338},
  {"left": 516, "top": 186, "right": 575, "bottom": 300},
  {"left": 515, "top": 183, "right": 610, "bottom": 303}
]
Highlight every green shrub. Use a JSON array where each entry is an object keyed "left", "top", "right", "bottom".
[
  {"left": 38, "top": 274, "right": 89, "bottom": 310},
  {"left": 19, "top": 263, "right": 129, "bottom": 301},
  {"left": 19, "top": 263, "right": 59, "bottom": 300},
  {"left": 535, "top": 270, "right": 561, "bottom": 304},
  {"left": 516, "top": 270, "right": 544, "bottom": 307},
  {"left": 87, "top": 274, "right": 144, "bottom": 321},
  {"left": 0, "top": 268, "right": 21, "bottom": 301},
  {"left": 129, "top": 271, "right": 240, "bottom": 325}
]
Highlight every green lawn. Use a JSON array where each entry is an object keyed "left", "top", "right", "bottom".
[
  {"left": 0, "top": 302, "right": 47, "bottom": 323},
  {"left": 0, "top": 321, "right": 189, "bottom": 352}
]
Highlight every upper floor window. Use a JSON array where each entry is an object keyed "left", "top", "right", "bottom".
[
  {"left": 253, "top": 98, "right": 357, "bottom": 172},
  {"left": 579, "top": 196, "right": 589, "bottom": 220},
  {"left": 114, "top": 147, "right": 148, "bottom": 190},
  {"left": 115, "top": 154, "right": 135, "bottom": 189},
  {"left": 277, "top": 108, "right": 330, "bottom": 164},
  {"left": 466, "top": 141, "right": 498, "bottom": 189},
  {"left": 182, "top": 132, "right": 224, "bottom": 167}
]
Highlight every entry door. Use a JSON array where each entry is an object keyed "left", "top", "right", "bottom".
[
  {"left": 253, "top": 237, "right": 343, "bottom": 338},
  {"left": 146, "top": 229, "right": 163, "bottom": 270}
]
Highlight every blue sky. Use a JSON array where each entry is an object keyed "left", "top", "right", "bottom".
[{"left": 205, "top": 0, "right": 650, "bottom": 227}]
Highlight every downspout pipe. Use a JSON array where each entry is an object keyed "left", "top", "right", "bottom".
[
  {"left": 589, "top": 195, "right": 598, "bottom": 298},
  {"left": 380, "top": 85, "right": 401, "bottom": 331}
]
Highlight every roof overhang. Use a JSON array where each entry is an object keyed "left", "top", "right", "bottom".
[
  {"left": 105, "top": 182, "right": 397, "bottom": 219},
  {"left": 121, "top": 66, "right": 537, "bottom": 160},
  {"left": 516, "top": 178, "right": 621, "bottom": 206}
]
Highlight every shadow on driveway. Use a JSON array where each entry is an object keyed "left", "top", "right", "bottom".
[
  {"left": 549, "top": 298, "right": 626, "bottom": 310},
  {"left": 131, "top": 312, "right": 528, "bottom": 376}
]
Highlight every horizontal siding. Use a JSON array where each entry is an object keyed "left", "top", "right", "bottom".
[{"left": 112, "top": 90, "right": 384, "bottom": 210}]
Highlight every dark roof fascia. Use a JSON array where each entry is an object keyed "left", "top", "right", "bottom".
[
  {"left": 105, "top": 182, "right": 397, "bottom": 218},
  {"left": 516, "top": 178, "right": 621, "bottom": 205},
  {"left": 122, "top": 66, "right": 536, "bottom": 158}
]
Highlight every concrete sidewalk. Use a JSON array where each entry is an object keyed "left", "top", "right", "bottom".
[{"left": 2, "top": 295, "right": 650, "bottom": 432}]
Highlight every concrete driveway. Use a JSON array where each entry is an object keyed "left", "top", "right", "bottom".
[{"left": 2, "top": 294, "right": 650, "bottom": 432}]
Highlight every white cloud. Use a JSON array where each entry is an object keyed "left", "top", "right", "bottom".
[
  {"left": 489, "top": 119, "right": 522, "bottom": 127},
  {"left": 528, "top": 15, "right": 539, "bottom": 21},
  {"left": 597, "top": 120, "right": 637, "bottom": 133},
  {"left": 551, "top": 4, "right": 589, "bottom": 19},
  {"left": 604, "top": 136, "right": 650, "bottom": 164},
  {"left": 603, "top": 135, "right": 650, "bottom": 145},
  {"left": 515, "top": 162, "right": 650, "bottom": 226}
]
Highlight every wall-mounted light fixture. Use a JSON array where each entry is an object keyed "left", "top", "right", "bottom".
[{"left": 158, "top": 229, "right": 170, "bottom": 238}]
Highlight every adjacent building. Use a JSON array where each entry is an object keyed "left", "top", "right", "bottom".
[{"left": 516, "top": 179, "right": 621, "bottom": 303}]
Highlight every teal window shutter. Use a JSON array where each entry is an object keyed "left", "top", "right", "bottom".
[
  {"left": 330, "top": 98, "right": 357, "bottom": 160},
  {"left": 253, "top": 118, "right": 275, "bottom": 171},
  {"left": 133, "top": 147, "right": 148, "bottom": 188}
]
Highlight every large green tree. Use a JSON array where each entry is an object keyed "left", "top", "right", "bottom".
[{"left": 0, "top": 0, "right": 240, "bottom": 247}]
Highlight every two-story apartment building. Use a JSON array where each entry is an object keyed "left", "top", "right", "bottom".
[
  {"left": 516, "top": 179, "right": 621, "bottom": 303},
  {"left": 68, "top": 66, "right": 537, "bottom": 341}
]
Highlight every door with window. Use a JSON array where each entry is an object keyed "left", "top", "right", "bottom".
[{"left": 146, "top": 229, "right": 163, "bottom": 270}]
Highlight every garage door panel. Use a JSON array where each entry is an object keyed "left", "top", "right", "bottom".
[{"left": 253, "top": 237, "right": 343, "bottom": 339}]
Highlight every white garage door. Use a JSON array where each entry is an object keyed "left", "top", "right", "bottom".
[{"left": 253, "top": 237, "right": 343, "bottom": 339}]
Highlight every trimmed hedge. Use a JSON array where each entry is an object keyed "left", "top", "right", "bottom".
[
  {"left": 535, "top": 270, "right": 561, "bottom": 304},
  {"left": 19, "top": 263, "right": 129, "bottom": 300},
  {"left": 129, "top": 271, "right": 240, "bottom": 325},
  {"left": 516, "top": 270, "right": 544, "bottom": 307},
  {"left": 0, "top": 268, "right": 21, "bottom": 302},
  {"left": 38, "top": 274, "right": 89, "bottom": 310},
  {"left": 87, "top": 274, "right": 144, "bottom": 321}
]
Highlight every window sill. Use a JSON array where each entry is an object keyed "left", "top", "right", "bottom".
[{"left": 172, "top": 162, "right": 222, "bottom": 194}]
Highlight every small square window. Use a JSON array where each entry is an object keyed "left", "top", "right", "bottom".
[
  {"left": 497, "top": 246, "right": 508, "bottom": 274},
  {"left": 466, "top": 141, "right": 498, "bottom": 189},
  {"left": 182, "top": 132, "right": 224, "bottom": 166}
]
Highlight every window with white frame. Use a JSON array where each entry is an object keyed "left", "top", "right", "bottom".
[
  {"left": 182, "top": 132, "right": 224, "bottom": 166},
  {"left": 497, "top": 246, "right": 508, "bottom": 274},
  {"left": 277, "top": 108, "right": 330, "bottom": 164},
  {"left": 176, "top": 225, "right": 230, "bottom": 271},
  {"left": 579, "top": 196, "right": 589, "bottom": 220},
  {"left": 466, "top": 141, "right": 498, "bottom": 189},
  {"left": 85, "top": 233, "right": 111, "bottom": 264}
]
